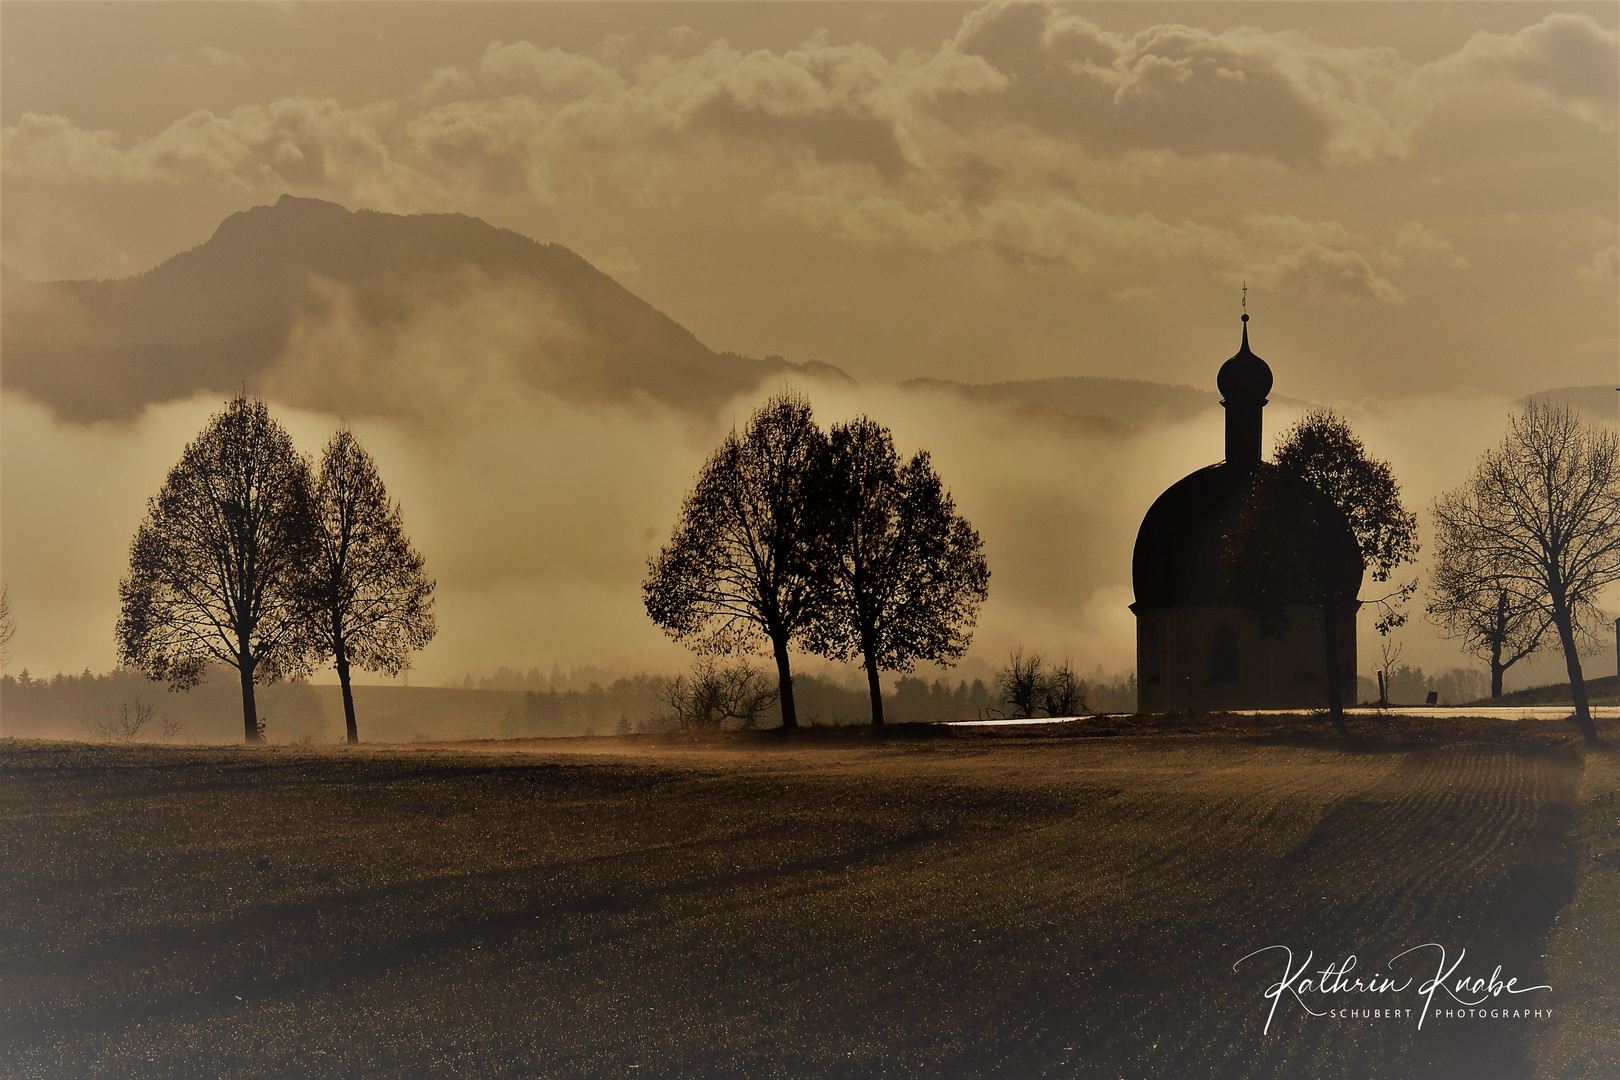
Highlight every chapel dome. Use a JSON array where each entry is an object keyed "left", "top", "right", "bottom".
[
  {"left": 1130, "top": 462, "right": 1359, "bottom": 609},
  {"left": 1130, "top": 316, "right": 1360, "bottom": 612}
]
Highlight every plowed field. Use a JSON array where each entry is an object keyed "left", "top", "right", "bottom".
[{"left": 0, "top": 725, "right": 1597, "bottom": 1079}]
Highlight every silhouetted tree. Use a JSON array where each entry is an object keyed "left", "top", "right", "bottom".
[
  {"left": 1426, "top": 530, "right": 1549, "bottom": 699},
  {"left": 117, "top": 397, "right": 317, "bottom": 743},
  {"left": 996, "top": 649, "right": 1047, "bottom": 719},
  {"left": 1431, "top": 403, "right": 1620, "bottom": 742},
  {"left": 1226, "top": 410, "right": 1418, "bottom": 733},
  {"left": 808, "top": 417, "right": 990, "bottom": 724},
  {"left": 643, "top": 391, "right": 834, "bottom": 729},
  {"left": 661, "top": 658, "right": 779, "bottom": 730},
  {"left": 1043, "top": 660, "right": 1087, "bottom": 717},
  {"left": 304, "top": 431, "right": 436, "bottom": 744},
  {"left": 0, "top": 584, "right": 14, "bottom": 670}
]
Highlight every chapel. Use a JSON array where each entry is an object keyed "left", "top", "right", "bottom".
[{"left": 1130, "top": 316, "right": 1361, "bottom": 712}]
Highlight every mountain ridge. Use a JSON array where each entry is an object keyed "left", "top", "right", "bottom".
[{"left": 1, "top": 195, "right": 845, "bottom": 420}]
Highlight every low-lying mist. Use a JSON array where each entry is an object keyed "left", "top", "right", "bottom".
[{"left": 1, "top": 274, "right": 1605, "bottom": 702}]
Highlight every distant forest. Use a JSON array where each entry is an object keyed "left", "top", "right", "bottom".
[{"left": 0, "top": 665, "right": 1142, "bottom": 744}]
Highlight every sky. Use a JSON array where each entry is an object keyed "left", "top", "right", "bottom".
[{"left": 2, "top": 2, "right": 1617, "bottom": 695}]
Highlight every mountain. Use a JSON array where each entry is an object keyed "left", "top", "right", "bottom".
[{"left": 1, "top": 196, "right": 846, "bottom": 421}]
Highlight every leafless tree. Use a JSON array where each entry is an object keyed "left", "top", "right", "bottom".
[
  {"left": 997, "top": 649, "right": 1046, "bottom": 719},
  {"left": 304, "top": 431, "right": 436, "bottom": 744},
  {"left": 1043, "top": 660, "right": 1088, "bottom": 717},
  {"left": 117, "top": 397, "right": 317, "bottom": 743},
  {"left": 807, "top": 417, "right": 990, "bottom": 725},
  {"left": 643, "top": 392, "right": 834, "bottom": 729},
  {"left": 1373, "top": 638, "right": 1403, "bottom": 708},
  {"left": 661, "top": 658, "right": 780, "bottom": 730},
  {"left": 1430, "top": 402, "right": 1620, "bottom": 742},
  {"left": 0, "top": 584, "right": 14, "bottom": 670},
  {"left": 1426, "top": 534, "right": 1549, "bottom": 699}
]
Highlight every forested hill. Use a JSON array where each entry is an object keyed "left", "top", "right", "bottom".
[{"left": 1, "top": 195, "right": 845, "bottom": 421}]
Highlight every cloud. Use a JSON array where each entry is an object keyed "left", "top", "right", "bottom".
[
  {"left": 1, "top": 100, "right": 444, "bottom": 212},
  {"left": 1578, "top": 244, "right": 1619, "bottom": 282},
  {"left": 198, "top": 46, "right": 251, "bottom": 73},
  {"left": 767, "top": 185, "right": 1422, "bottom": 302},
  {"left": 941, "top": 3, "right": 1616, "bottom": 165},
  {"left": 4, "top": 5, "right": 1610, "bottom": 215},
  {"left": 1434, "top": 14, "right": 1619, "bottom": 131}
]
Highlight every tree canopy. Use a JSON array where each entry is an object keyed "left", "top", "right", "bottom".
[
  {"left": 304, "top": 430, "right": 436, "bottom": 744},
  {"left": 116, "top": 397, "right": 317, "bottom": 743},
  {"left": 643, "top": 391, "right": 835, "bottom": 729},
  {"left": 807, "top": 416, "right": 989, "bottom": 724},
  {"left": 1226, "top": 409, "right": 1417, "bottom": 730}
]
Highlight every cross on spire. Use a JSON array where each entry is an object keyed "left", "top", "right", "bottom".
[{"left": 1242, "top": 282, "right": 1247, "bottom": 312}]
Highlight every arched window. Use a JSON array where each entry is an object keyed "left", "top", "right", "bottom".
[{"left": 1207, "top": 623, "right": 1239, "bottom": 682}]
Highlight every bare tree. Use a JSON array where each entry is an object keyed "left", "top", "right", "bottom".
[
  {"left": 1226, "top": 410, "right": 1418, "bottom": 733},
  {"left": 661, "top": 658, "right": 779, "bottom": 730},
  {"left": 1426, "top": 532, "right": 1549, "bottom": 698},
  {"left": 304, "top": 431, "right": 436, "bottom": 744},
  {"left": 117, "top": 397, "right": 317, "bottom": 743},
  {"left": 1431, "top": 402, "right": 1620, "bottom": 742},
  {"left": 1373, "top": 638, "right": 1403, "bottom": 708},
  {"left": 807, "top": 417, "right": 990, "bottom": 725},
  {"left": 643, "top": 392, "right": 833, "bottom": 729},
  {"left": 1043, "top": 660, "right": 1088, "bottom": 717},
  {"left": 0, "top": 584, "right": 14, "bottom": 670},
  {"left": 996, "top": 649, "right": 1046, "bottom": 719}
]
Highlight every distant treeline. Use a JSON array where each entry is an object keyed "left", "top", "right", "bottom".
[
  {"left": 503, "top": 669, "right": 1141, "bottom": 735},
  {"left": 3, "top": 665, "right": 1142, "bottom": 743},
  {"left": 1353, "top": 666, "right": 1486, "bottom": 706},
  {"left": 1, "top": 668, "right": 326, "bottom": 743},
  {"left": 458, "top": 665, "right": 631, "bottom": 694}
]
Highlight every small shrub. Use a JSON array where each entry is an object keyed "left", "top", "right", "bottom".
[
  {"left": 663, "top": 658, "right": 779, "bottom": 730},
  {"left": 90, "top": 698, "right": 155, "bottom": 742}
]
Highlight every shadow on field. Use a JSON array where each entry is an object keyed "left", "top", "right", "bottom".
[{"left": 0, "top": 727, "right": 1590, "bottom": 1080}]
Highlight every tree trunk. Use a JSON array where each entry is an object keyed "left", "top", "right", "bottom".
[
  {"left": 771, "top": 637, "right": 798, "bottom": 730},
  {"left": 239, "top": 662, "right": 262, "bottom": 744},
  {"left": 1490, "top": 634, "right": 1504, "bottom": 699},
  {"left": 336, "top": 639, "right": 358, "bottom": 745},
  {"left": 1551, "top": 605, "right": 1599, "bottom": 744},
  {"left": 864, "top": 655, "right": 885, "bottom": 726},
  {"left": 1322, "top": 606, "right": 1348, "bottom": 735}
]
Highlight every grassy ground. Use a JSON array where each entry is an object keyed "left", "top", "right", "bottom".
[
  {"left": 1, "top": 714, "right": 1611, "bottom": 1079},
  {"left": 1468, "top": 675, "right": 1620, "bottom": 707}
]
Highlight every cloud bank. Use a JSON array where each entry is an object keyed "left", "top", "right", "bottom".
[{"left": 6, "top": 4, "right": 1607, "bottom": 302}]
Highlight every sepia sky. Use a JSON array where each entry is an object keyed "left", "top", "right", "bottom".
[{"left": 2, "top": 2, "right": 1617, "bottom": 690}]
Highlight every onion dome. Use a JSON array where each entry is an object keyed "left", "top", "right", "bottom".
[{"left": 1217, "top": 315, "right": 1273, "bottom": 403}]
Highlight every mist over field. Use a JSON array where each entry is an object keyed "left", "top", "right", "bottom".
[{"left": 0, "top": 284, "right": 1583, "bottom": 692}]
